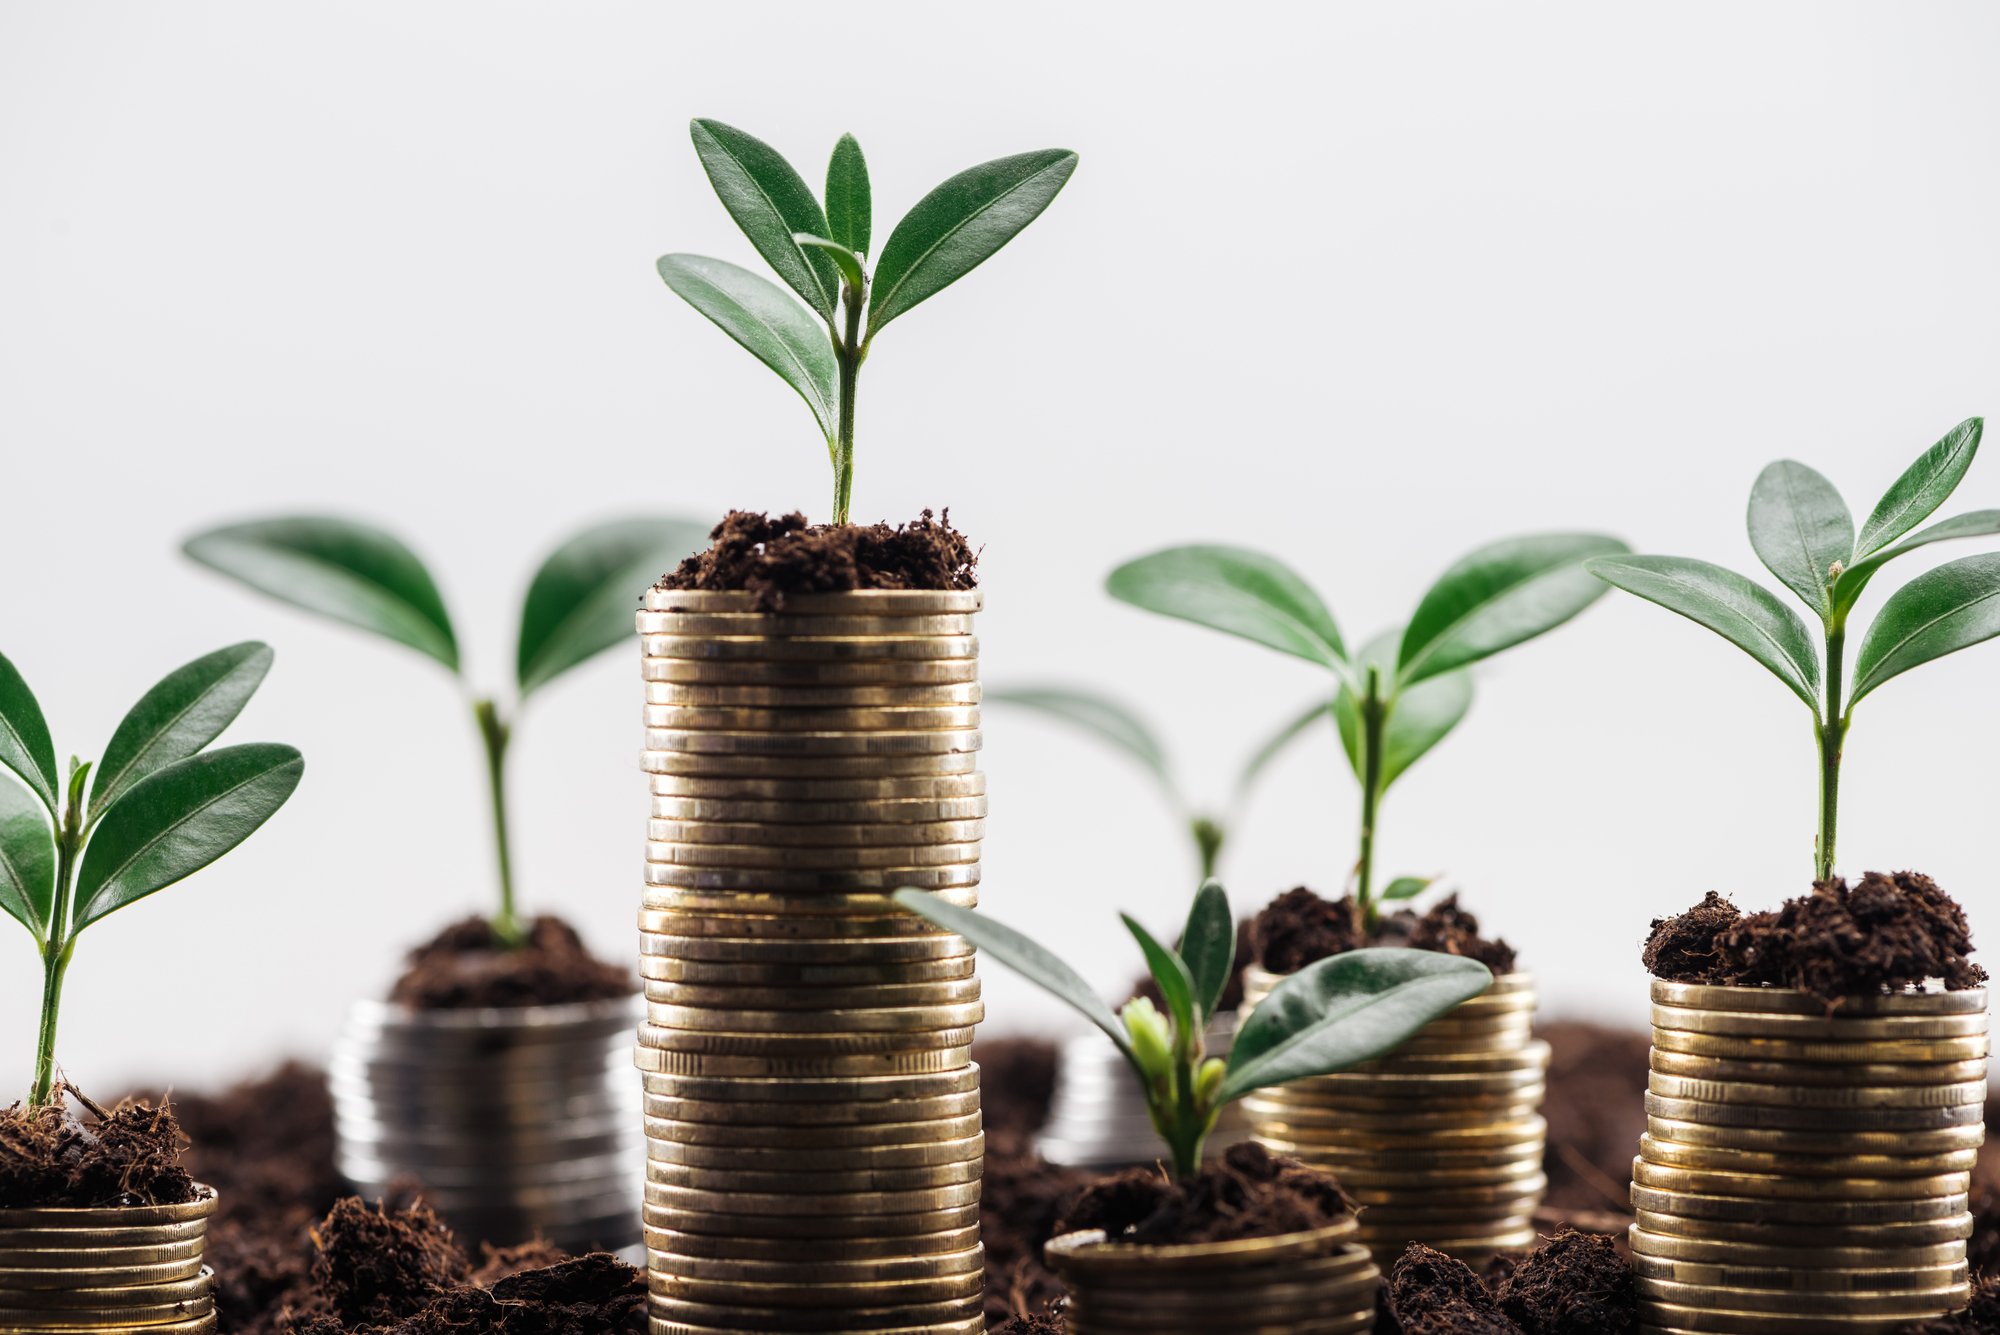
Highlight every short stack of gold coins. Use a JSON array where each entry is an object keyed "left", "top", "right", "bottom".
[
  {"left": 635, "top": 586, "right": 987, "bottom": 1335},
  {"left": 1237, "top": 964, "right": 1548, "bottom": 1267},
  {"left": 1631, "top": 979, "right": 1988, "bottom": 1335},
  {"left": 0, "top": 1187, "right": 218, "bottom": 1335}
]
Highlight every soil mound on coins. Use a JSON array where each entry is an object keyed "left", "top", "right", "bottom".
[
  {"left": 982, "top": 1128, "right": 1090, "bottom": 1323},
  {"left": 389, "top": 916, "right": 632, "bottom": 1010},
  {"left": 654, "top": 509, "right": 978, "bottom": 611},
  {"left": 0, "top": 1091, "right": 197, "bottom": 1208},
  {"left": 1054, "top": 1141, "right": 1352, "bottom": 1246},
  {"left": 1494, "top": 1229, "right": 1636, "bottom": 1335},
  {"left": 1389, "top": 1244, "right": 1520, "bottom": 1335},
  {"left": 975, "top": 1038, "right": 1061, "bottom": 1138},
  {"left": 1641, "top": 873, "right": 1984, "bottom": 1002},
  {"left": 1251, "top": 888, "right": 1517, "bottom": 975}
]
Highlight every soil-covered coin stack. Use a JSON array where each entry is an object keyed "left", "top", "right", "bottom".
[
  {"left": 636, "top": 585, "right": 987, "bottom": 1334},
  {"left": 0, "top": 1189, "right": 219, "bottom": 1335},
  {"left": 1630, "top": 978, "right": 1987, "bottom": 1335}
]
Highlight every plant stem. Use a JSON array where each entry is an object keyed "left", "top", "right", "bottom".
[
  {"left": 832, "top": 284, "right": 865, "bottom": 525},
  {"left": 1355, "top": 667, "right": 1387, "bottom": 932},
  {"left": 472, "top": 698, "right": 523, "bottom": 946},
  {"left": 1190, "top": 816, "right": 1225, "bottom": 881},
  {"left": 1814, "top": 624, "right": 1847, "bottom": 884},
  {"left": 29, "top": 796, "right": 83, "bottom": 1107}
]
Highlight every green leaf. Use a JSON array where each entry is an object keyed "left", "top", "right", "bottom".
[
  {"left": 1107, "top": 546, "right": 1348, "bottom": 674},
  {"left": 75, "top": 743, "right": 303, "bottom": 930},
  {"left": 986, "top": 687, "right": 1175, "bottom": 798},
  {"left": 0, "top": 781, "right": 55, "bottom": 938},
  {"left": 1856, "top": 417, "right": 1984, "bottom": 559},
  {"left": 1747, "top": 461, "right": 1854, "bottom": 620},
  {"left": 1587, "top": 555, "right": 1822, "bottom": 711},
  {"left": 657, "top": 255, "right": 840, "bottom": 444},
  {"left": 184, "top": 518, "right": 459, "bottom": 672},
  {"left": 866, "top": 149, "right": 1078, "bottom": 339},
  {"left": 1234, "top": 697, "right": 1333, "bottom": 801},
  {"left": 891, "top": 889, "right": 1134, "bottom": 1065},
  {"left": 1333, "top": 630, "right": 1474, "bottom": 791},
  {"left": 1397, "top": 533, "right": 1627, "bottom": 687},
  {"left": 1851, "top": 552, "right": 2000, "bottom": 704},
  {"left": 825, "top": 134, "right": 871, "bottom": 255},
  {"left": 1122, "top": 913, "right": 1198, "bottom": 1046},
  {"left": 0, "top": 652, "right": 58, "bottom": 815},
  {"left": 689, "top": 119, "right": 839, "bottom": 322},
  {"left": 1832, "top": 510, "right": 2000, "bottom": 618},
  {"left": 1380, "top": 876, "right": 1435, "bottom": 902},
  {"left": 1180, "top": 880, "right": 1236, "bottom": 1023},
  {"left": 792, "top": 233, "right": 867, "bottom": 295},
  {"left": 91, "top": 643, "right": 273, "bottom": 819},
  {"left": 1218, "top": 948, "right": 1492, "bottom": 1104},
  {"left": 518, "top": 518, "right": 712, "bottom": 697}
]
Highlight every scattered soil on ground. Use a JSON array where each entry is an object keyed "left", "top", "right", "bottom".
[
  {"left": 1389, "top": 1244, "right": 1520, "bottom": 1335},
  {"left": 1539, "top": 1023, "right": 1649, "bottom": 1215},
  {"left": 1054, "top": 1140, "right": 1351, "bottom": 1246},
  {"left": 1251, "top": 888, "right": 1517, "bottom": 975},
  {"left": 986, "top": 1317, "right": 1063, "bottom": 1335},
  {"left": 0, "top": 1090, "right": 198, "bottom": 1208},
  {"left": 1495, "top": 1229, "right": 1636, "bottom": 1335},
  {"left": 389, "top": 916, "right": 632, "bottom": 1010},
  {"left": 654, "top": 510, "right": 978, "bottom": 611},
  {"left": 1642, "top": 874, "right": 1984, "bottom": 1003},
  {"left": 980, "top": 1128, "right": 1089, "bottom": 1325},
  {"left": 305, "top": 1198, "right": 471, "bottom": 1328},
  {"left": 975, "top": 1038, "right": 1061, "bottom": 1139}
]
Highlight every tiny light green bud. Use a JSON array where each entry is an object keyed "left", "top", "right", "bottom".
[
  {"left": 1121, "top": 996, "right": 1174, "bottom": 1082},
  {"left": 1194, "top": 1056, "right": 1227, "bottom": 1110}
]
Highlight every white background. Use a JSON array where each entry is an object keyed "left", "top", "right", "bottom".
[{"left": 3, "top": 2, "right": 1997, "bottom": 1092}]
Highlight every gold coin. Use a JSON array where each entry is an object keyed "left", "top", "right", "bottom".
[
  {"left": 640, "top": 589, "right": 984, "bottom": 615},
  {"left": 640, "top": 749, "right": 979, "bottom": 779},
  {"left": 642, "top": 862, "right": 980, "bottom": 891},
  {"left": 643, "top": 656, "right": 980, "bottom": 686},
  {"left": 641, "top": 702, "right": 981, "bottom": 732},
  {"left": 0, "top": 1242, "right": 207, "bottom": 1268},
  {"left": 0, "top": 1270, "right": 211, "bottom": 1306},
  {"left": 1651, "top": 1003, "right": 1988, "bottom": 1041},
  {"left": 645, "top": 1131, "right": 984, "bottom": 1168},
  {"left": 644, "top": 1223, "right": 981, "bottom": 1262},
  {"left": 1638, "top": 1134, "right": 1978, "bottom": 1177},
  {"left": 0, "top": 1257, "right": 205, "bottom": 1287},
  {"left": 649, "top": 1317, "right": 984, "bottom": 1335},
  {"left": 643, "top": 978, "right": 981, "bottom": 1011},
  {"left": 646, "top": 677, "right": 982, "bottom": 707},
  {"left": 644, "top": 1111, "right": 985, "bottom": 1151},
  {"left": 0, "top": 1192, "right": 218, "bottom": 1230},
  {"left": 650, "top": 794, "right": 989, "bottom": 825},
  {"left": 639, "top": 932, "right": 972, "bottom": 964},
  {"left": 1645, "top": 1115, "right": 1985, "bottom": 1157},
  {"left": 636, "top": 908, "right": 966, "bottom": 940},
  {"left": 651, "top": 770, "right": 985, "bottom": 801},
  {"left": 1246, "top": 1109, "right": 1549, "bottom": 1143},
  {"left": 638, "top": 1066, "right": 980, "bottom": 1102},
  {"left": 1245, "top": 1086, "right": 1546, "bottom": 1118},
  {"left": 1633, "top": 1208, "right": 1973, "bottom": 1249},
  {"left": 639, "top": 886, "right": 976, "bottom": 916},
  {"left": 1629, "top": 1252, "right": 1968, "bottom": 1293},
  {"left": 1279, "top": 1068, "right": 1549, "bottom": 1098},
  {"left": 643, "top": 1001, "right": 984, "bottom": 1033},
  {"left": 635, "top": 611, "right": 976, "bottom": 638},
  {"left": 1627, "top": 1225, "right": 1966, "bottom": 1270},
  {"left": 1649, "top": 1050, "right": 1988, "bottom": 1087},
  {"left": 644, "top": 1157, "right": 983, "bottom": 1194},
  {"left": 643, "top": 1180, "right": 981, "bottom": 1215},
  {"left": 644, "top": 839, "right": 982, "bottom": 870},
  {"left": 1629, "top": 1184, "right": 1968, "bottom": 1224},
  {"left": 642, "top": 728, "right": 981, "bottom": 760},
  {"left": 1637, "top": 1290, "right": 1969, "bottom": 1325},
  {"left": 1313, "top": 1158, "right": 1547, "bottom": 1188},
  {"left": 635, "top": 1023, "right": 977, "bottom": 1055},
  {"left": 643, "top": 1091, "right": 983, "bottom": 1129},
  {"left": 1632, "top": 1157, "right": 1971, "bottom": 1201},
  {"left": 648, "top": 1269, "right": 984, "bottom": 1310},
  {"left": 1643, "top": 1092, "right": 1984, "bottom": 1131},
  {"left": 632, "top": 1045, "right": 972, "bottom": 1078},
  {"left": 1649, "top": 1029, "right": 1990, "bottom": 1065},
  {"left": 0, "top": 1315, "right": 218, "bottom": 1335},
  {"left": 638, "top": 955, "right": 977, "bottom": 986},
  {"left": 647, "top": 817, "right": 984, "bottom": 847},
  {"left": 1647, "top": 1073, "right": 1988, "bottom": 1110},
  {"left": 652, "top": 1245, "right": 983, "bottom": 1285},
  {"left": 640, "top": 632, "right": 977, "bottom": 662},
  {"left": 1265, "top": 1143, "right": 1544, "bottom": 1173},
  {"left": 1650, "top": 981, "right": 1988, "bottom": 1017},
  {"left": 1340, "top": 1042, "right": 1553, "bottom": 1076},
  {"left": 643, "top": 1294, "right": 983, "bottom": 1331}
]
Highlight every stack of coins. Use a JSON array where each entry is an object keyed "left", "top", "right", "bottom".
[
  {"left": 1046, "top": 1216, "right": 1379, "bottom": 1334},
  {"left": 331, "top": 997, "right": 642, "bottom": 1252},
  {"left": 1040, "top": 1017, "right": 1250, "bottom": 1169},
  {"left": 637, "top": 587, "right": 987, "bottom": 1334},
  {"left": 1631, "top": 979, "right": 1987, "bottom": 1335},
  {"left": 1237, "top": 965, "right": 1547, "bottom": 1266},
  {"left": 0, "top": 1188, "right": 217, "bottom": 1335}
]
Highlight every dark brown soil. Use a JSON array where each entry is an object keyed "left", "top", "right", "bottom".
[
  {"left": 1972, "top": 1097, "right": 2000, "bottom": 1280},
  {"left": 987, "top": 1317, "right": 1063, "bottom": 1335},
  {"left": 654, "top": 509, "right": 978, "bottom": 612},
  {"left": 1388, "top": 1245, "right": 1520, "bottom": 1335},
  {"left": 1538, "top": 1022, "right": 1649, "bottom": 1215},
  {"left": 389, "top": 916, "right": 632, "bottom": 1010},
  {"left": 1251, "top": 888, "right": 1517, "bottom": 975},
  {"left": 1495, "top": 1229, "right": 1636, "bottom": 1335},
  {"left": 980, "top": 1129, "right": 1089, "bottom": 1325},
  {"left": 975, "top": 1038, "right": 1061, "bottom": 1138},
  {"left": 1642, "top": 874, "right": 1985, "bottom": 1003},
  {"left": 1054, "top": 1141, "right": 1352, "bottom": 1246},
  {"left": 306, "top": 1198, "right": 472, "bottom": 1328},
  {"left": 0, "top": 1090, "right": 198, "bottom": 1208}
]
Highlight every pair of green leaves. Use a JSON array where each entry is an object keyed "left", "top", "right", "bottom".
[
  {"left": 0, "top": 645, "right": 302, "bottom": 944},
  {"left": 1589, "top": 418, "right": 2000, "bottom": 711}
]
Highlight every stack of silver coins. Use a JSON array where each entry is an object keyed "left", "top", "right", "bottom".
[
  {"left": 637, "top": 587, "right": 987, "bottom": 1334},
  {"left": 1631, "top": 979, "right": 1987, "bottom": 1335},
  {"left": 0, "top": 1188, "right": 217, "bottom": 1335},
  {"left": 1238, "top": 965, "right": 1548, "bottom": 1267},
  {"left": 331, "top": 996, "right": 642, "bottom": 1252},
  {"left": 1040, "top": 1017, "right": 1249, "bottom": 1169}
]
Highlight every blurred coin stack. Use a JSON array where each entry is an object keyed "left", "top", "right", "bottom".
[
  {"left": 1631, "top": 979, "right": 1987, "bottom": 1335},
  {"left": 1237, "top": 964, "right": 1547, "bottom": 1266},
  {"left": 0, "top": 1188, "right": 218, "bottom": 1335},
  {"left": 332, "top": 997, "right": 643, "bottom": 1252},
  {"left": 636, "top": 587, "right": 988, "bottom": 1335},
  {"left": 1040, "top": 1017, "right": 1250, "bottom": 1168}
]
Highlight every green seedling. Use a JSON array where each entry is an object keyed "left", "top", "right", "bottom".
[
  {"left": 894, "top": 882, "right": 1489, "bottom": 1179},
  {"left": 1588, "top": 417, "right": 2000, "bottom": 882},
  {"left": 1106, "top": 534, "right": 1626, "bottom": 931},
  {"left": 0, "top": 645, "right": 303, "bottom": 1105},
  {"left": 659, "top": 120, "right": 1078, "bottom": 524},
  {"left": 184, "top": 516, "right": 708, "bottom": 945},
  {"left": 988, "top": 686, "right": 1334, "bottom": 879}
]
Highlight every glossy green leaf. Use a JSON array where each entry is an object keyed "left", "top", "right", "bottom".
[
  {"left": 184, "top": 518, "right": 459, "bottom": 672},
  {"left": 1334, "top": 630, "right": 1474, "bottom": 791},
  {"left": 1123, "top": 913, "right": 1198, "bottom": 1046},
  {"left": 986, "top": 687, "right": 1174, "bottom": 797},
  {"left": 793, "top": 233, "right": 867, "bottom": 295},
  {"left": 657, "top": 255, "right": 840, "bottom": 444},
  {"left": 1747, "top": 460, "right": 1853, "bottom": 619},
  {"left": 1587, "top": 555, "right": 1821, "bottom": 711},
  {"left": 1234, "top": 697, "right": 1333, "bottom": 801},
  {"left": 75, "top": 744, "right": 304, "bottom": 930},
  {"left": 689, "top": 119, "right": 839, "bottom": 321},
  {"left": 1855, "top": 418, "right": 1984, "bottom": 558},
  {"left": 1832, "top": 510, "right": 2000, "bottom": 617},
  {"left": 518, "top": 518, "right": 713, "bottom": 697},
  {"left": 1180, "top": 880, "right": 1235, "bottom": 1023},
  {"left": 1397, "top": 534, "right": 1627, "bottom": 687},
  {"left": 1107, "top": 546, "right": 1348, "bottom": 673},
  {"left": 892, "top": 889, "right": 1134, "bottom": 1064},
  {"left": 0, "top": 652, "right": 58, "bottom": 815},
  {"left": 1851, "top": 552, "right": 2000, "bottom": 703},
  {"left": 91, "top": 643, "right": 273, "bottom": 819},
  {"left": 0, "top": 781, "right": 54, "bottom": 938},
  {"left": 866, "top": 149, "right": 1078, "bottom": 339},
  {"left": 1381, "top": 876, "right": 1436, "bottom": 902},
  {"left": 825, "top": 134, "right": 871, "bottom": 255}
]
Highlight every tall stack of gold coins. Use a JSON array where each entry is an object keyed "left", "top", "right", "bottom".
[
  {"left": 636, "top": 586, "right": 987, "bottom": 1335},
  {"left": 1631, "top": 979, "right": 1987, "bottom": 1334},
  {"left": 1237, "top": 965, "right": 1548, "bottom": 1266},
  {"left": 0, "top": 1188, "right": 217, "bottom": 1335}
]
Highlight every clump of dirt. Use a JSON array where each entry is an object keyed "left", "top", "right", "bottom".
[
  {"left": 1251, "top": 888, "right": 1516, "bottom": 975},
  {"left": 1642, "top": 874, "right": 1984, "bottom": 1003},
  {"left": 307, "top": 1198, "right": 472, "bottom": 1328},
  {"left": 988, "top": 1316, "right": 1063, "bottom": 1335},
  {"left": 982, "top": 1129, "right": 1090, "bottom": 1324},
  {"left": 1495, "top": 1229, "right": 1635, "bottom": 1335},
  {"left": 1054, "top": 1140, "right": 1351, "bottom": 1246},
  {"left": 975, "top": 1038, "right": 1061, "bottom": 1138},
  {"left": 1897, "top": 1275, "right": 2000, "bottom": 1335},
  {"left": 472, "top": 1240, "right": 571, "bottom": 1286},
  {"left": 389, "top": 916, "right": 632, "bottom": 1010},
  {"left": 1388, "top": 1244, "right": 1520, "bottom": 1335},
  {"left": 1539, "top": 1023, "right": 1649, "bottom": 1215},
  {"left": 0, "top": 1090, "right": 198, "bottom": 1208},
  {"left": 654, "top": 509, "right": 978, "bottom": 611}
]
